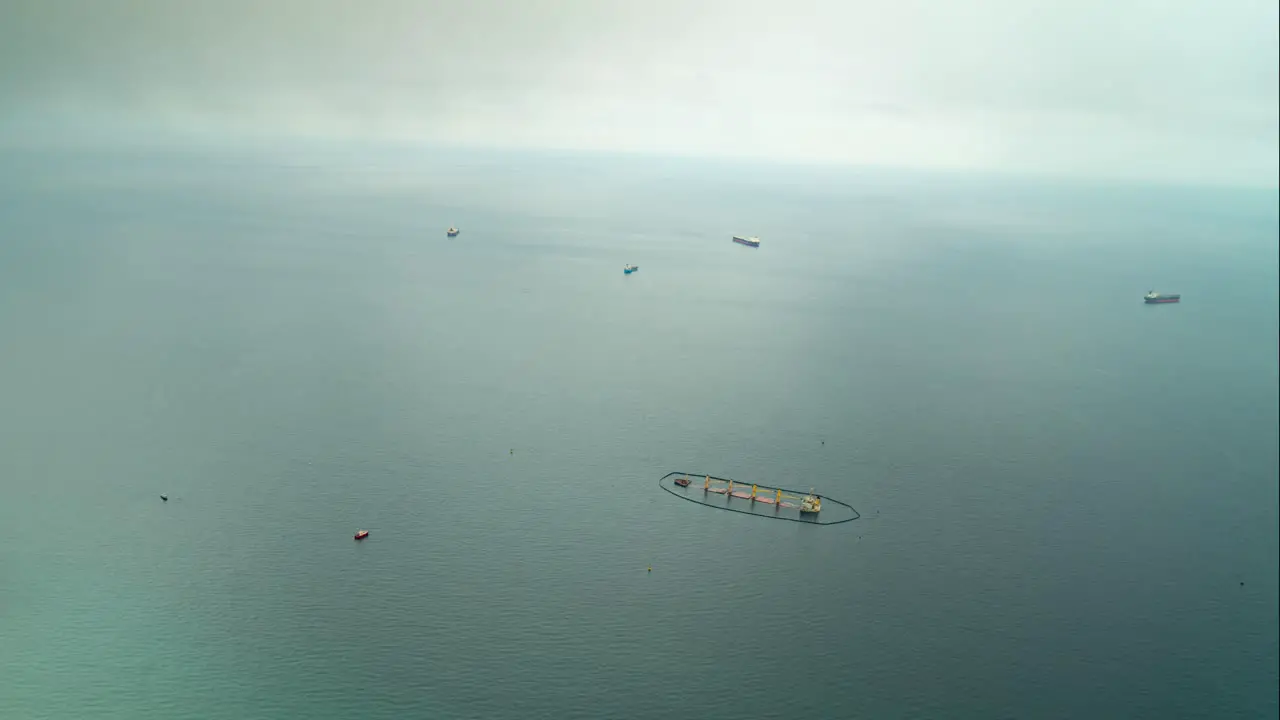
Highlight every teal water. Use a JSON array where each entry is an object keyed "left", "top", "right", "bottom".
[{"left": 1, "top": 148, "right": 1277, "bottom": 719}]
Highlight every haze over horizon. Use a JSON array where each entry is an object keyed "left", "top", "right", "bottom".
[{"left": 2, "top": 0, "right": 1277, "bottom": 187}]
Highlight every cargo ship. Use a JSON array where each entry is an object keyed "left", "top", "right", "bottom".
[
  {"left": 699, "top": 475, "right": 806, "bottom": 507},
  {"left": 1144, "top": 291, "right": 1180, "bottom": 304},
  {"left": 732, "top": 235, "right": 761, "bottom": 248},
  {"left": 657, "top": 472, "right": 860, "bottom": 525},
  {"left": 446, "top": 227, "right": 460, "bottom": 237}
]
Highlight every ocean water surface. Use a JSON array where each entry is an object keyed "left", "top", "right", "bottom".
[{"left": 1, "top": 147, "right": 1276, "bottom": 719}]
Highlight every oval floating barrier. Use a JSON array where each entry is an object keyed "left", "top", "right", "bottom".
[{"left": 657, "top": 471, "right": 860, "bottom": 526}]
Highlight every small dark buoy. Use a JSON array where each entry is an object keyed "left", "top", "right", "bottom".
[
  {"left": 160, "top": 494, "right": 168, "bottom": 502},
  {"left": 1240, "top": 582, "right": 1244, "bottom": 586}
]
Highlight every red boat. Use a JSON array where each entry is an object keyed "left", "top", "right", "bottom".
[
  {"left": 354, "top": 530, "right": 369, "bottom": 540},
  {"left": 674, "top": 477, "right": 692, "bottom": 487}
]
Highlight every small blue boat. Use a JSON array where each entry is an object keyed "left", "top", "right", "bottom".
[{"left": 624, "top": 264, "right": 639, "bottom": 274}]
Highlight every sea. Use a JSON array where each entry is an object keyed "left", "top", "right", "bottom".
[{"left": 1, "top": 145, "right": 1276, "bottom": 719}]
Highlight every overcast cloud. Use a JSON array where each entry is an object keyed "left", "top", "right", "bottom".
[{"left": 1, "top": 0, "right": 1276, "bottom": 185}]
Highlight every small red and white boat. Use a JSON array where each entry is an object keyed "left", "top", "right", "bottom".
[{"left": 354, "top": 530, "right": 369, "bottom": 540}]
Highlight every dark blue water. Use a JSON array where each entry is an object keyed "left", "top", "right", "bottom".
[{"left": 1, "top": 148, "right": 1276, "bottom": 719}]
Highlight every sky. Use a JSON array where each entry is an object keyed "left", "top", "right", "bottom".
[{"left": 1, "top": 0, "right": 1277, "bottom": 186}]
